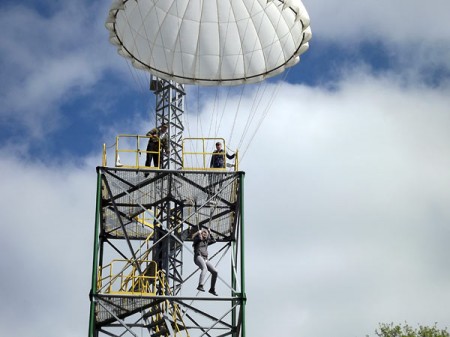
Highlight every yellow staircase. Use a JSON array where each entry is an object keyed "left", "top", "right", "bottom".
[
  {"left": 144, "top": 270, "right": 190, "bottom": 337},
  {"left": 97, "top": 259, "right": 189, "bottom": 337}
]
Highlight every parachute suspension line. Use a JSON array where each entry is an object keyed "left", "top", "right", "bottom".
[
  {"left": 210, "top": 87, "right": 225, "bottom": 136},
  {"left": 220, "top": 0, "right": 256, "bottom": 147},
  {"left": 119, "top": 6, "right": 146, "bottom": 92},
  {"left": 196, "top": 85, "right": 204, "bottom": 137},
  {"left": 228, "top": 80, "right": 270, "bottom": 155},
  {"left": 196, "top": 86, "right": 204, "bottom": 168},
  {"left": 182, "top": 86, "right": 194, "bottom": 167},
  {"left": 232, "top": 1, "right": 287, "bottom": 153},
  {"left": 123, "top": 58, "right": 148, "bottom": 95},
  {"left": 121, "top": 5, "right": 159, "bottom": 130},
  {"left": 231, "top": 0, "right": 293, "bottom": 154},
  {"left": 230, "top": 0, "right": 275, "bottom": 150},
  {"left": 183, "top": 96, "right": 192, "bottom": 139},
  {"left": 139, "top": 1, "right": 170, "bottom": 77},
  {"left": 240, "top": 87, "right": 279, "bottom": 161},
  {"left": 183, "top": 83, "right": 197, "bottom": 138},
  {"left": 192, "top": 84, "right": 232, "bottom": 143},
  {"left": 216, "top": 86, "right": 232, "bottom": 137},
  {"left": 236, "top": 81, "right": 266, "bottom": 150},
  {"left": 227, "top": 0, "right": 275, "bottom": 151},
  {"left": 214, "top": 3, "right": 235, "bottom": 139},
  {"left": 227, "top": 85, "right": 246, "bottom": 148},
  {"left": 204, "top": 86, "right": 217, "bottom": 138},
  {"left": 195, "top": 85, "right": 207, "bottom": 168},
  {"left": 240, "top": 69, "right": 291, "bottom": 162},
  {"left": 224, "top": 0, "right": 258, "bottom": 145},
  {"left": 119, "top": 20, "right": 151, "bottom": 100},
  {"left": 224, "top": 3, "right": 281, "bottom": 151}
]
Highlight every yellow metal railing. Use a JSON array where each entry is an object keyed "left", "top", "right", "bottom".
[
  {"left": 96, "top": 260, "right": 189, "bottom": 335},
  {"left": 134, "top": 212, "right": 155, "bottom": 231},
  {"left": 182, "top": 138, "right": 238, "bottom": 171},
  {"left": 97, "top": 259, "right": 158, "bottom": 296},
  {"left": 102, "top": 135, "right": 238, "bottom": 172},
  {"left": 115, "top": 134, "right": 161, "bottom": 169},
  {"left": 156, "top": 271, "right": 190, "bottom": 337},
  {"left": 102, "top": 143, "right": 107, "bottom": 166}
]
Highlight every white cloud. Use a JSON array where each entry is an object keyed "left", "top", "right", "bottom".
[
  {"left": 1, "top": 67, "right": 450, "bottom": 336},
  {"left": 0, "top": 151, "right": 97, "bottom": 337},
  {"left": 0, "top": 1, "right": 126, "bottom": 138},
  {"left": 307, "top": 0, "right": 450, "bottom": 42},
  {"left": 1, "top": 1, "right": 450, "bottom": 337},
  {"left": 306, "top": 0, "right": 450, "bottom": 79},
  {"left": 173, "top": 69, "right": 450, "bottom": 334},
  {"left": 2, "top": 0, "right": 449, "bottom": 143},
  {"left": 239, "top": 75, "right": 450, "bottom": 336}
]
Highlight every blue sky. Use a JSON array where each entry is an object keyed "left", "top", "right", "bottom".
[
  {"left": 1, "top": 1, "right": 450, "bottom": 337},
  {"left": 0, "top": 2, "right": 408, "bottom": 160}
]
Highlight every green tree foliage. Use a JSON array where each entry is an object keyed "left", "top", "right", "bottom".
[{"left": 367, "top": 323, "right": 450, "bottom": 337}]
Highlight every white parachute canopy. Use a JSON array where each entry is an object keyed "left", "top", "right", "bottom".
[{"left": 106, "top": 0, "right": 312, "bottom": 86}]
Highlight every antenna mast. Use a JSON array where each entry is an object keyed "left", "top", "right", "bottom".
[{"left": 151, "top": 76, "right": 185, "bottom": 170}]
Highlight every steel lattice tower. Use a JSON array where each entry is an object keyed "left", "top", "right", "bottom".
[
  {"left": 88, "top": 77, "right": 246, "bottom": 337},
  {"left": 151, "top": 77, "right": 186, "bottom": 296}
]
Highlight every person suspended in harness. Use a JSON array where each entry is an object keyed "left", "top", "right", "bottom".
[
  {"left": 145, "top": 124, "right": 168, "bottom": 168},
  {"left": 193, "top": 228, "right": 218, "bottom": 296},
  {"left": 210, "top": 142, "right": 235, "bottom": 168}
]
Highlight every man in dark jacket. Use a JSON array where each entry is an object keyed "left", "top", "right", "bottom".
[
  {"left": 210, "top": 142, "right": 235, "bottom": 168},
  {"left": 145, "top": 124, "right": 168, "bottom": 168},
  {"left": 193, "top": 228, "right": 218, "bottom": 296}
]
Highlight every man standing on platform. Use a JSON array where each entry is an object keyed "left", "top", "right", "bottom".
[{"left": 145, "top": 124, "right": 168, "bottom": 168}]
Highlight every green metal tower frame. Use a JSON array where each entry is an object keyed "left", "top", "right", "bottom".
[{"left": 88, "top": 79, "right": 247, "bottom": 337}]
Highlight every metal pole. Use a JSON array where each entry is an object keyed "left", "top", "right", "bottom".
[
  {"left": 88, "top": 170, "right": 102, "bottom": 337},
  {"left": 240, "top": 172, "right": 246, "bottom": 337}
]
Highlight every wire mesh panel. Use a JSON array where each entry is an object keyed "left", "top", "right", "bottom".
[
  {"left": 100, "top": 168, "right": 240, "bottom": 239},
  {"left": 89, "top": 167, "right": 246, "bottom": 337}
]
